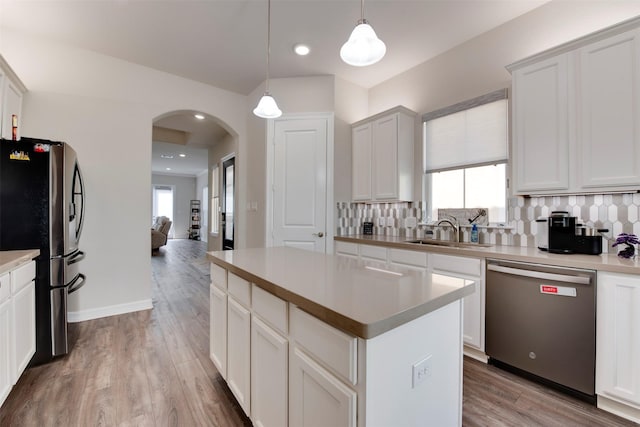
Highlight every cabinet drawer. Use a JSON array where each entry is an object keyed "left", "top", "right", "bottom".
[
  {"left": 431, "top": 254, "right": 481, "bottom": 278},
  {"left": 291, "top": 305, "right": 357, "bottom": 385},
  {"left": 335, "top": 241, "right": 359, "bottom": 256},
  {"left": 11, "top": 261, "right": 35, "bottom": 294},
  {"left": 210, "top": 263, "right": 227, "bottom": 290},
  {"left": 252, "top": 284, "right": 287, "bottom": 335},
  {"left": 0, "top": 273, "right": 9, "bottom": 303},
  {"left": 228, "top": 273, "right": 251, "bottom": 308},
  {"left": 359, "top": 244, "right": 387, "bottom": 261},
  {"left": 389, "top": 248, "right": 428, "bottom": 269}
]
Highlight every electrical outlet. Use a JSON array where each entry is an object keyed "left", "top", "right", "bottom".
[
  {"left": 378, "top": 217, "right": 385, "bottom": 227},
  {"left": 405, "top": 217, "right": 417, "bottom": 228},
  {"left": 386, "top": 217, "right": 395, "bottom": 227},
  {"left": 412, "top": 355, "right": 432, "bottom": 388}
]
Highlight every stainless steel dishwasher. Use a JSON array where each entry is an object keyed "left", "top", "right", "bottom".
[{"left": 485, "top": 259, "right": 596, "bottom": 402}]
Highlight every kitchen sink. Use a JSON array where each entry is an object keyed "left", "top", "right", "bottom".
[{"left": 404, "top": 239, "right": 493, "bottom": 249}]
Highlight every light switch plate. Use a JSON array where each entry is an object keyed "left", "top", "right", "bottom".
[
  {"left": 405, "top": 217, "right": 417, "bottom": 228},
  {"left": 378, "top": 217, "right": 386, "bottom": 226},
  {"left": 412, "top": 355, "right": 432, "bottom": 388},
  {"left": 386, "top": 217, "right": 394, "bottom": 227}
]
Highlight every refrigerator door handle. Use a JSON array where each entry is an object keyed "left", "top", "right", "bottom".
[
  {"left": 68, "top": 273, "right": 86, "bottom": 294},
  {"left": 68, "top": 250, "right": 85, "bottom": 265}
]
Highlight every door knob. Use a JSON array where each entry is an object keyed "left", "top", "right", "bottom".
[{"left": 313, "top": 232, "right": 324, "bottom": 238}]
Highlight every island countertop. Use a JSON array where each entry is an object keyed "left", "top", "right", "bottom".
[
  {"left": 0, "top": 249, "right": 40, "bottom": 276},
  {"left": 207, "top": 246, "right": 475, "bottom": 339}
]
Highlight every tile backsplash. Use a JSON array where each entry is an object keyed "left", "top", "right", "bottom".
[{"left": 336, "top": 192, "right": 640, "bottom": 248}]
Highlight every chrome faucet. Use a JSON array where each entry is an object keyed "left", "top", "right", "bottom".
[{"left": 436, "top": 216, "right": 461, "bottom": 243}]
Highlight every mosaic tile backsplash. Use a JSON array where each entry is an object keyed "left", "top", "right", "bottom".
[{"left": 336, "top": 193, "right": 640, "bottom": 249}]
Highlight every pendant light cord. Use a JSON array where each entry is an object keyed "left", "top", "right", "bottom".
[{"left": 265, "top": 0, "right": 272, "bottom": 92}]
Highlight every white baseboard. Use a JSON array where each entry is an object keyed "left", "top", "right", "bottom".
[{"left": 68, "top": 299, "right": 153, "bottom": 323}]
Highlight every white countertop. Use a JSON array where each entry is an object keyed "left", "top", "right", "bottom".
[
  {"left": 0, "top": 249, "right": 39, "bottom": 276},
  {"left": 207, "top": 246, "right": 475, "bottom": 339},
  {"left": 335, "top": 235, "right": 640, "bottom": 275}
]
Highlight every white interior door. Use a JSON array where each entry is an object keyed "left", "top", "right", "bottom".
[{"left": 271, "top": 116, "right": 328, "bottom": 252}]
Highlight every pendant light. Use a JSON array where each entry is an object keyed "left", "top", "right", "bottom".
[
  {"left": 253, "top": 0, "right": 282, "bottom": 119},
  {"left": 340, "top": 0, "right": 386, "bottom": 67}
]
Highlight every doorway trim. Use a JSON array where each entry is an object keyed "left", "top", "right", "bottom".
[
  {"left": 265, "top": 112, "right": 335, "bottom": 252},
  {"left": 221, "top": 152, "right": 236, "bottom": 250}
]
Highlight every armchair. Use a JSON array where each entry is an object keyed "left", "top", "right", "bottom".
[{"left": 151, "top": 216, "right": 172, "bottom": 252}]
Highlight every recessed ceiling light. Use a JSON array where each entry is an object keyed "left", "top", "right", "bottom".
[
  {"left": 194, "top": 114, "right": 205, "bottom": 120},
  {"left": 293, "top": 44, "right": 310, "bottom": 56},
  {"left": 166, "top": 167, "right": 172, "bottom": 171},
  {"left": 160, "top": 154, "right": 174, "bottom": 159},
  {"left": 179, "top": 153, "right": 186, "bottom": 158}
]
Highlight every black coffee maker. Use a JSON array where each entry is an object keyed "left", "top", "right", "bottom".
[{"left": 548, "top": 211, "right": 577, "bottom": 253}]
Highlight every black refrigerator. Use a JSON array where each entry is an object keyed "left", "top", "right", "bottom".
[{"left": 0, "top": 137, "right": 86, "bottom": 365}]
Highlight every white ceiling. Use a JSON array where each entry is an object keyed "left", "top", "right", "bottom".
[{"left": 1, "top": 0, "right": 549, "bottom": 176}]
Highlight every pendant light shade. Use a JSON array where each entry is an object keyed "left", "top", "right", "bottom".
[
  {"left": 254, "top": 0, "right": 282, "bottom": 119},
  {"left": 253, "top": 93, "right": 282, "bottom": 118},
  {"left": 340, "top": 0, "right": 386, "bottom": 67}
]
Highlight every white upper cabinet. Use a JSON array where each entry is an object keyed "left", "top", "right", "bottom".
[
  {"left": 351, "top": 106, "right": 415, "bottom": 202},
  {"left": 509, "top": 20, "right": 640, "bottom": 195},
  {"left": 352, "top": 123, "right": 372, "bottom": 201},
  {"left": 577, "top": 29, "right": 640, "bottom": 190},
  {"left": 0, "top": 55, "right": 26, "bottom": 141},
  {"left": 512, "top": 54, "right": 570, "bottom": 193}
]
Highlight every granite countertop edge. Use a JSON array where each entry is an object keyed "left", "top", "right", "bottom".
[
  {"left": 207, "top": 249, "right": 475, "bottom": 339},
  {"left": 335, "top": 235, "right": 640, "bottom": 275},
  {"left": 0, "top": 249, "right": 40, "bottom": 276}
]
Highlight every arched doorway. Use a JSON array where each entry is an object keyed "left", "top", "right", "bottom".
[{"left": 151, "top": 110, "right": 239, "bottom": 252}]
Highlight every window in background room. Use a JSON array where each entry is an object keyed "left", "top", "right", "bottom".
[
  {"left": 202, "top": 186, "right": 209, "bottom": 242},
  {"left": 153, "top": 185, "right": 174, "bottom": 221},
  {"left": 423, "top": 89, "right": 508, "bottom": 224},
  {"left": 211, "top": 165, "right": 219, "bottom": 235}
]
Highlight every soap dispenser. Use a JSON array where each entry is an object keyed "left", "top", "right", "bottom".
[{"left": 470, "top": 224, "right": 479, "bottom": 243}]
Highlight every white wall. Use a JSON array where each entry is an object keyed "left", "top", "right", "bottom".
[
  {"left": 1, "top": 29, "right": 248, "bottom": 321},
  {"left": 152, "top": 174, "right": 197, "bottom": 239}
]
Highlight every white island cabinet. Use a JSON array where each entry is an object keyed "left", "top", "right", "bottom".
[{"left": 208, "top": 247, "right": 474, "bottom": 427}]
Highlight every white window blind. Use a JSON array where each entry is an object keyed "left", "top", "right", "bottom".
[{"left": 423, "top": 89, "right": 508, "bottom": 173}]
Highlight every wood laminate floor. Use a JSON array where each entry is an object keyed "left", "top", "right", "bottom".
[{"left": 1, "top": 239, "right": 637, "bottom": 426}]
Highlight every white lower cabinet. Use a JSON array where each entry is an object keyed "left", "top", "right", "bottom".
[
  {"left": 210, "top": 285, "right": 227, "bottom": 379},
  {"left": 0, "top": 298, "right": 11, "bottom": 406},
  {"left": 0, "top": 260, "right": 35, "bottom": 408},
  {"left": 251, "top": 316, "right": 288, "bottom": 427},
  {"left": 596, "top": 271, "right": 640, "bottom": 419},
  {"left": 11, "top": 281, "right": 35, "bottom": 382},
  {"left": 289, "top": 347, "right": 357, "bottom": 427},
  {"left": 227, "top": 296, "right": 251, "bottom": 416}
]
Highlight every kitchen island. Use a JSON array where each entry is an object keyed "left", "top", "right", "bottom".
[{"left": 207, "top": 246, "right": 475, "bottom": 427}]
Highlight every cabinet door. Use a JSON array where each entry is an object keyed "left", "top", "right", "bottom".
[
  {"left": 430, "top": 254, "right": 483, "bottom": 350},
  {"left": 372, "top": 114, "right": 399, "bottom": 200},
  {"left": 596, "top": 272, "right": 640, "bottom": 405},
  {"left": 251, "top": 316, "right": 288, "bottom": 427},
  {"left": 1, "top": 78, "right": 23, "bottom": 140},
  {"left": 289, "top": 347, "right": 356, "bottom": 427},
  {"left": 227, "top": 296, "right": 251, "bottom": 416},
  {"left": 12, "top": 281, "right": 35, "bottom": 383},
  {"left": 210, "top": 285, "right": 227, "bottom": 379},
  {"left": 0, "top": 299, "right": 11, "bottom": 407},
  {"left": 578, "top": 29, "right": 640, "bottom": 190},
  {"left": 352, "top": 123, "right": 372, "bottom": 201},
  {"left": 512, "top": 54, "right": 570, "bottom": 193}
]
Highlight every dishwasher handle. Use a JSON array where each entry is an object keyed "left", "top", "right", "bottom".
[{"left": 487, "top": 264, "right": 591, "bottom": 285}]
